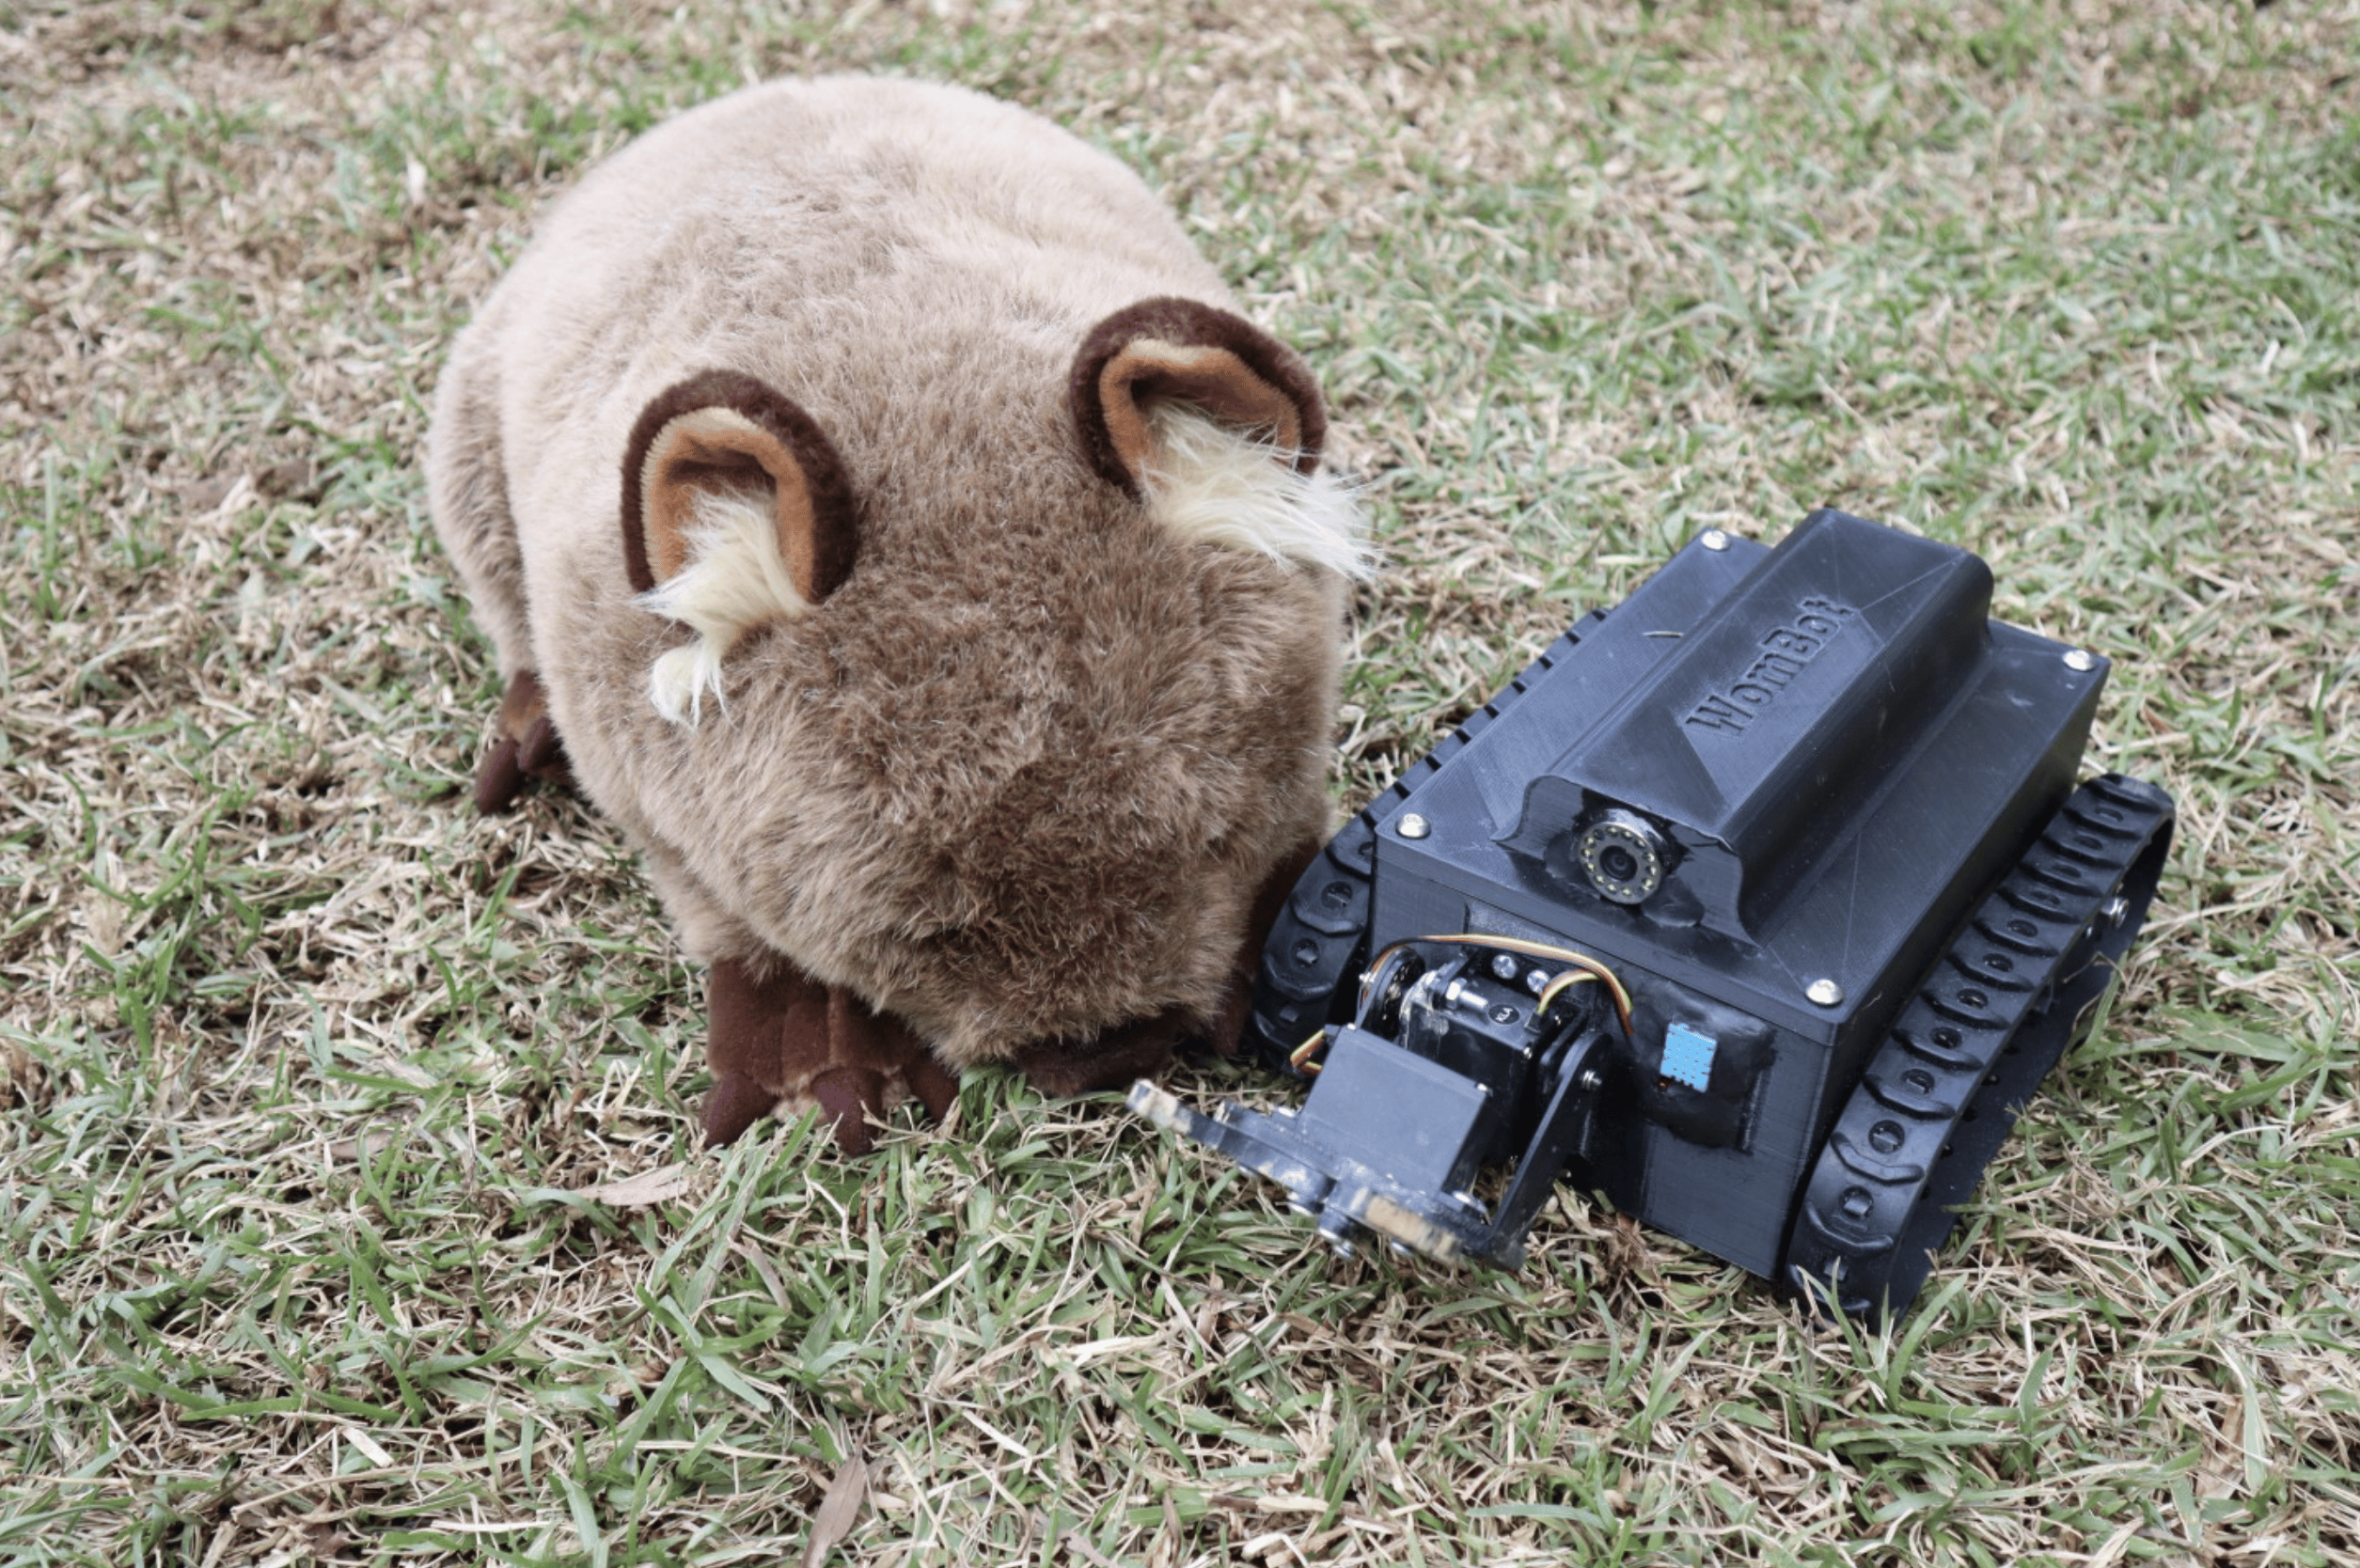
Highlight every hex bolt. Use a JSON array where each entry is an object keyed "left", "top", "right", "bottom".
[
  {"left": 1396, "top": 813, "right": 1431, "bottom": 839},
  {"left": 2064, "top": 649, "right": 2097, "bottom": 672},
  {"left": 2103, "top": 895, "right": 2129, "bottom": 927},
  {"left": 1701, "top": 528, "right": 1730, "bottom": 551},
  {"left": 1806, "top": 978, "right": 1846, "bottom": 1008}
]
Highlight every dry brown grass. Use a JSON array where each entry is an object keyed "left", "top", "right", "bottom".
[{"left": 4, "top": 1, "right": 2356, "bottom": 1564}]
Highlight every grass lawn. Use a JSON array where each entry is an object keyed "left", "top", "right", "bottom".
[{"left": 3, "top": 1, "right": 2355, "bottom": 1562}]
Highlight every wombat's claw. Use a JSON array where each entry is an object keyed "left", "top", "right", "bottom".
[
  {"left": 472, "top": 670, "right": 574, "bottom": 814},
  {"left": 702, "top": 1070, "right": 781, "bottom": 1148},
  {"left": 810, "top": 1066, "right": 890, "bottom": 1157},
  {"left": 473, "top": 738, "right": 529, "bottom": 815},
  {"left": 904, "top": 1051, "right": 961, "bottom": 1123}
]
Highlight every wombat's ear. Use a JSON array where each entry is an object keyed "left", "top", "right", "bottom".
[
  {"left": 620, "top": 369, "right": 858, "bottom": 603},
  {"left": 1069, "top": 297, "right": 1329, "bottom": 498}
]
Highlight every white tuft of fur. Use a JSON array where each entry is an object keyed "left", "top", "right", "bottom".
[
  {"left": 638, "top": 489, "right": 812, "bottom": 726},
  {"left": 1140, "top": 406, "right": 1374, "bottom": 579}
]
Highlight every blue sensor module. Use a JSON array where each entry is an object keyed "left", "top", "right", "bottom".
[{"left": 1661, "top": 1023, "right": 1719, "bottom": 1091}]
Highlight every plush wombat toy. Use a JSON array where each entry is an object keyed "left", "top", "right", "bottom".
[{"left": 426, "top": 77, "right": 1362, "bottom": 1152}]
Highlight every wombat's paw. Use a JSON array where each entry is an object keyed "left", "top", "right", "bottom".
[
  {"left": 471, "top": 669, "right": 574, "bottom": 814},
  {"left": 703, "top": 956, "right": 961, "bottom": 1154}
]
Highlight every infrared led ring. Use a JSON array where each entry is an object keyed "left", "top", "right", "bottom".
[{"left": 1577, "top": 809, "right": 1674, "bottom": 904}]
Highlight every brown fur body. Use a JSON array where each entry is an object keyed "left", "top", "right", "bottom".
[{"left": 427, "top": 78, "right": 1349, "bottom": 1116}]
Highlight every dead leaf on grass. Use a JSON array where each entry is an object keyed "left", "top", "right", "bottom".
[
  {"left": 326, "top": 1130, "right": 399, "bottom": 1163},
  {"left": 179, "top": 474, "right": 242, "bottom": 509},
  {"left": 570, "top": 1163, "right": 692, "bottom": 1208},
  {"left": 802, "top": 1452, "right": 867, "bottom": 1568},
  {"left": 2, "top": 1041, "right": 46, "bottom": 1108},
  {"left": 177, "top": 460, "right": 315, "bottom": 510},
  {"left": 258, "top": 457, "right": 317, "bottom": 498}
]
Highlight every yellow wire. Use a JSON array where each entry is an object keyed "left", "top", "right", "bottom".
[
  {"left": 1289, "top": 1027, "right": 1329, "bottom": 1074},
  {"left": 1358, "top": 933, "right": 1634, "bottom": 1036},
  {"left": 1535, "top": 970, "right": 1597, "bottom": 1014}
]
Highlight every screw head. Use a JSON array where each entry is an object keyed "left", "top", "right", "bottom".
[
  {"left": 1806, "top": 978, "right": 1845, "bottom": 1008},
  {"left": 1318, "top": 1212, "right": 1360, "bottom": 1259},
  {"left": 1700, "top": 528, "right": 1731, "bottom": 551},
  {"left": 1396, "top": 813, "right": 1431, "bottom": 839},
  {"left": 2064, "top": 649, "right": 2097, "bottom": 672}
]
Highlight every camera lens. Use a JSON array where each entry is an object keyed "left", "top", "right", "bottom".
[{"left": 1576, "top": 809, "right": 1674, "bottom": 904}]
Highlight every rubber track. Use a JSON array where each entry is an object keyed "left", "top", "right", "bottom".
[
  {"left": 1247, "top": 615, "right": 1605, "bottom": 1074},
  {"left": 1784, "top": 773, "right": 2177, "bottom": 1322}
]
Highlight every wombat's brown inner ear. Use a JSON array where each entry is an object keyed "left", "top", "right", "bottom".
[
  {"left": 1070, "top": 297, "right": 1329, "bottom": 498},
  {"left": 619, "top": 369, "right": 858, "bottom": 599}
]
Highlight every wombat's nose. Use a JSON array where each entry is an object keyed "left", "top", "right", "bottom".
[{"left": 1007, "top": 1006, "right": 1195, "bottom": 1097}]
